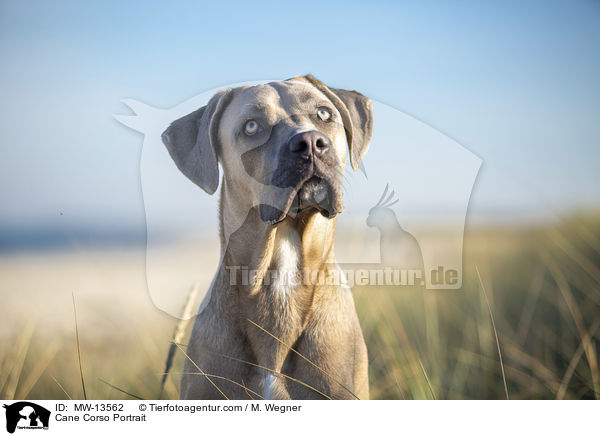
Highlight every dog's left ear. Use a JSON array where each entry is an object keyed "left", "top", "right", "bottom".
[
  {"left": 161, "top": 89, "right": 233, "bottom": 195},
  {"left": 297, "top": 74, "right": 373, "bottom": 170}
]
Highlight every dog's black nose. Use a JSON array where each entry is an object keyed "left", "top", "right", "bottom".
[{"left": 288, "top": 131, "right": 330, "bottom": 159}]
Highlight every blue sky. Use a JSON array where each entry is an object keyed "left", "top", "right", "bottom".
[{"left": 1, "top": 1, "right": 599, "bottom": 240}]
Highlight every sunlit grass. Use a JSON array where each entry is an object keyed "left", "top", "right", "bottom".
[
  {"left": 1, "top": 213, "right": 598, "bottom": 399},
  {"left": 354, "top": 213, "right": 600, "bottom": 399}
]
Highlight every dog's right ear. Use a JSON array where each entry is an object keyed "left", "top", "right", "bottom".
[
  {"left": 295, "top": 75, "right": 373, "bottom": 171},
  {"left": 161, "top": 89, "right": 233, "bottom": 195}
]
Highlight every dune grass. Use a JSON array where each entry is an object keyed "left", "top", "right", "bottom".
[
  {"left": 353, "top": 213, "right": 600, "bottom": 399},
  {"left": 1, "top": 214, "right": 598, "bottom": 400}
]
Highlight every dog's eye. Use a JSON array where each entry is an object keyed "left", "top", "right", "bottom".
[
  {"left": 317, "top": 107, "right": 332, "bottom": 122},
  {"left": 244, "top": 120, "right": 259, "bottom": 135}
]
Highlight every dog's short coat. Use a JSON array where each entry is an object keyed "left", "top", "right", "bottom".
[{"left": 162, "top": 75, "right": 373, "bottom": 399}]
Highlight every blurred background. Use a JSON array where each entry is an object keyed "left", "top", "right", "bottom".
[{"left": 1, "top": 0, "right": 599, "bottom": 400}]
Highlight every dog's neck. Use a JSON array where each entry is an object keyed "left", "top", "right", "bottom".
[
  {"left": 219, "top": 190, "right": 338, "bottom": 293},
  {"left": 216, "top": 183, "right": 342, "bottom": 392}
]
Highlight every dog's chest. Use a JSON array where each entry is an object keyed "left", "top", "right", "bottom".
[{"left": 270, "top": 227, "right": 302, "bottom": 298}]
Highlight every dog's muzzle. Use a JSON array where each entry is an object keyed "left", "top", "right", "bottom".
[{"left": 252, "top": 129, "right": 344, "bottom": 225}]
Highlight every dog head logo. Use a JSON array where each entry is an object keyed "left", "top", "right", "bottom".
[{"left": 2, "top": 402, "right": 50, "bottom": 433}]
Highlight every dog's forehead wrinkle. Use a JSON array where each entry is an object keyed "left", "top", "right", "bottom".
[
  {"left": 228, "top": 85, "right": 278, "bottom": 113},
  {"left": 242, "top": 102, "right": 269, "bottom": 111},
  {"left": 268, "top": 80, "right": 329, "bottom": 108},
  {"left": 243, "top": 83, "right": 280, "bottom": 102},
  {"left": 297, "top": 91, "right": 314, "bottom": 103}
]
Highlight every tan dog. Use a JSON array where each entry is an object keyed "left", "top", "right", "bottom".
[{"left": 162, "top": 75, "right": 373, "bottom": 400}]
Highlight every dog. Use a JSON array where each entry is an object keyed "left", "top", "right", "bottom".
[{"left": 162, "top": 75, "right": 373, "bottom": 399}]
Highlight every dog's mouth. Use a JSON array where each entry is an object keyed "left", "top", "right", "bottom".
[
  {"left": 259, "top": 176, "right": 343, "bottom": 225},
  {"left": 293, "top": 176, "right": 336, "bottom": 215}
]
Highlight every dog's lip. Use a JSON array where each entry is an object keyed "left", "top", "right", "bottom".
[
  {"left": 265, "top": 175, "right": 340, "bottom": 225},
  {"left": 292, "top": 176, "right": 325, "bottom": 210},
  {"left": 263, "top": 177, "right": 314, "bottom": 225}
]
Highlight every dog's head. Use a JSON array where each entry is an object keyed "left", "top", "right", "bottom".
[{"left": 161, "top": 75, "right": 373, "bottom": 225}]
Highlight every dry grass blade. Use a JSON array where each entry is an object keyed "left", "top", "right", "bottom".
[
  {"left": 391, "top": 371, "right": 407, "bottom": 400},
  {"left": 417, "top": 358, "right": 436, "bottom": 400},
  {"left": 476, "top": 265, "right": 509, "bottom": 400},
  {"left": 366, "top": 289, "right": 432, "bottom": 399},
  {"left": 174, "top": 343, "right": 230, "bottom": 400},
  {"left": 99, "top": 379, "right": 145, "bottom": 400},
  {"left": 2, "top": 321, "right": 34, "bottom": 400},
  {"left": 160, "top": 281, "right": 200, "bottom": 397},
  {"left": 556, "top": 317, "right": 600, "bottom": 399},
  {"left": 247, "top": 318, "right": 360, "bottom": 399},
  {"left": 503, "top": 343, "right": 561, "bottom": 393},
  {"left": 550, "top": 229, "right": 600, "bottom": 285},
  {"left": 239, "top": 379, "right": 257, "bottom": 400},
  {"left": 72, "top": 293, "right": 87, "bottom": 400},
  {"left": 50, "top": 375, "right": 73, "bottom": 400},
  {"left": 209, "top": 350, "right": 333, "bottom": 400},
  {"left": 172, "top": 372, "right": 265, "bottom": 399},
  {"left": 542, "top": 253, "right": 600, "bottom": 399},
  {"left": 179, "top": 344, "right": 332, "bottom": 399},
  {"left": 15, "top": 340, "right": 60, "bottom": 399},
  {"left": 515, "top": 263, "right": 545, "bottom": 344}
]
